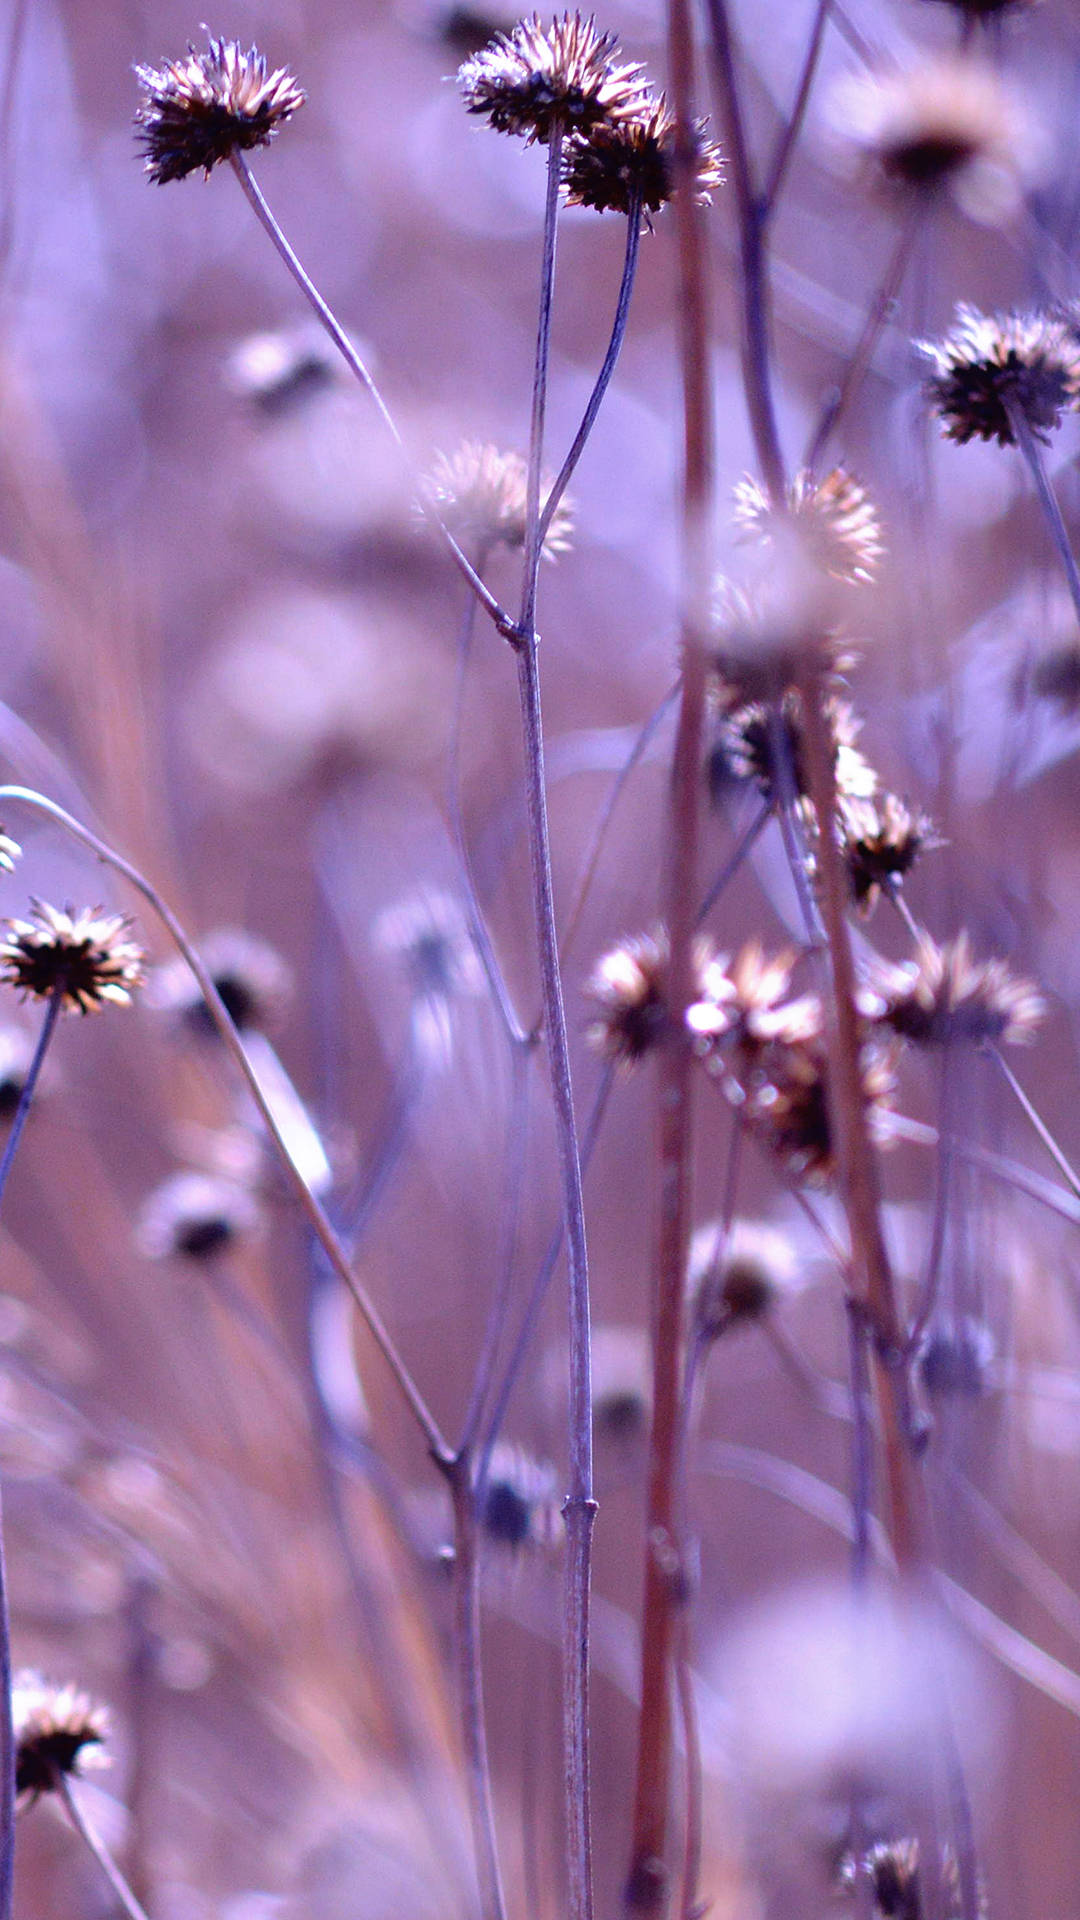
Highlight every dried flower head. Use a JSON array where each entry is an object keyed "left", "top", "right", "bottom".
[
  {"left": 137, "top": 1172, "right": 261, "bottom": 1262},
  {"left": 589, "top": 1325, "right": 651, "bottom": 1440},
  {"left": 457, "top": 12, "right": 647, "bottom": 144},
  {"left": 690, "top": 1218, "right": 798, "bottom": 1340},
  {"left": 707, "top": 568, "right": 850, "bottom": 704},
  {"left": 922, "top": 305, "right": 1080, "bottom": 446},
  {"left": 561, "top": 94, "right": 722, "bottom": 219},
  {"left": 830, "top": 58, "right": 1032, "bottom": 223},
  {"left": 708, "top": 691, "right": 877, "bottom": 810},
  {"left": 0, "top": 902, "right": 144, "bottom": 1015},
  {"left": 875, "top": 932, "right": 1044, "bottom": 1049},
  {"left": 837, "top": 792, "right": 935, "bottom": 915},
  {"left": 225, "top": 325, "right": 342, "bottom": 414},
  {"left": 839, "top": 1838, "right": 922, "bottom": 1918},
  {"left": 917, "top": 1319, "right": 995, "bottom": 1400},
  {"left": 732, "top": 469, "right": 884, "bottom": 586},
  {"left": 13, "top": 1673, "right": 108, "bottom": 1803},
  {"left": 0, "top": 830, "right": 19, "bottom": 877},
  {"left": 135, "top": 35, "right": 305, "bottom": 185},
  {"left": 150, "top": 929, "right": 291, "bottom": 1036},
  {"left": 1029, "top": 645, "right": 1080, "bottom": 708},
  {"left": 480, "top": 1443, "right": 561, "bottom": 1549},
  {"left": 586, "top": 931, "right": 672, "bottom": 1066},
  {"left": 420, "top": 443, "right": 574, "bottom": 560}
]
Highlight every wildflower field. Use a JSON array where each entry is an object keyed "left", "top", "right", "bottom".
[{"left": 0, "top": 0, "right": 1077, "bottom": 1916}]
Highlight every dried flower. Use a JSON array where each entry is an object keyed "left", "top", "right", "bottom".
[
  {"left": 922, "top": 306, "right": 1080, "bottom": 447},
  {"left": 917, "top": 1319, "right": 995, "bottom": 1399},
  {"left": 690, "top": 1218, "right": 798, "bottom": 1340},
  {"left": 0, "top": 830, "right": 19, "bottom": 877},
  {"left": 1028, "top": 646, "right": 1080, "bottom": 707},
  {"left": 732, "top": 470, "right": 883, "bottom": 586},
  {"left": 829, "top": 58, "right": 1032, "bottom": 223},
  {"left": 0, "top": 902, "right": 144, "bottom": 1015},
  {"left": 420, "top": 443, "right": 574, "bottom": 560},
  {"left": 709, "top": 691, "right": 877, "bottom": 809},
  {"left": 707, "top": 570, "right": 850, "bottom": 703},
  {"left": 457, "top": 12, "right": 647, "bottom": 144},
  {"left": 875, "top": 932, "right": 1044, "bottom": 1049},
  {"left": 150, "top": 929, "right": 291, "bottom": 1036},
  {"left": 225, "top": 325, "right": 342, "bottom": 413},
  {"left": 586, "top": 931, "right": 672, "bottom": 1066},
  {"left": 561, "top": 94, "right": 722, "bottom": 218},
  {"left": 480, "top": 1443, "right": 561, "bottom": 1549},
  {"left": 135, "top": 35, "right": 305, "bottom": 185},
  {"left": 137, "top": 1172, "right": 261, "bottom": 1261},
  {"left": 375, "top": 889, "right": 483, "bottom": 1004},
  {"left": 589, "top": 1325, "right": 651, "bottom": 1440},
  {"left": 13, "top": 1673, "right": 108, "bottom": 1802},
  {"left": 837, "top": 792, "right": 935, "bottom": 915},
  {"left": 839, "top": 1838, "right": 922, "bottom": 1918}
]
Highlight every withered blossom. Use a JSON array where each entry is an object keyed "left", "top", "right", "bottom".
[
  {"left": 690, "top": 1218, "right": 798, "bottom": 1340},
  {"left": 457, "top": 12, "right": 647, "bottom": 144},
  {"left": 225, "top": 325, "right": 342, "bottom": 414},
  {"left": 709, "top": 690, "right": 877, "bottom": 809},
  {"left": 707, "top": 571, "right": 851, "bottom": 704},
  {"left": 150, "top": 928, "right": 291, "bottom": 1036},
  {"left": 830, "top": 57, "right": 1033, "bottom": 223},
  {"left": 480, "top": 1443, "right": 561, "bottom": 1549},
  {"left": 586, "top": 931, "right": 676, "bottom": 1066},
  {"left": 13, "top": 1673, "right": 108, "bottom": 1803},
  {"left": 137, "top": 1172, "right": 262, "bottom": 1262},
  {"left": 135, "top": 35, "right": 305, "bottom": 184},
  {"left": 0, "top": 903, "right": 145, "bottom": 1015},
  {"left": 732, "top": 469, "right": 883, "bottom": 586},
  {"left": 837, "top": 792, "right": 935, "bottom": 915},
  {"left": 561, "top": 94, "right": 721, "bottom": 218},
  {"left": 838, "top": 1838, "right": 922, "bottom": 1919},
  {"left": 875, "top": 932, "right": 1045, "bottom": 1048},
  {"left": 922, "top": 306, "right": 1080, "bottom": 446},
  {"left": 420, "top": 443, "right": 574, "bottom": 559},
  {"left": 917, "top": 1319, "right": 995, "bottom": 1399}
]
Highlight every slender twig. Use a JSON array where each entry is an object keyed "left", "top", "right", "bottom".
[
  {"left": 626, "top": 2, "right": 713, "bottom": 1904},
  {"left": 885, "top": 1108, "right": 1080, "bottom": 1227},
  {"left": 0, "top": 785, "right": 450, "bottom": 1462},
  {"left": 448, "top": 1463, "right": 508, "bottom": 1920},
  {"left": 990, "top": 1044, "right": 1080, "bottom": 1201},
  {"left": 695, "top": 799, "right": 771, "bottom": 925},
  {"left": 762, "top": 0, "right": 830, "bottom": 217},
  {"left": 54, "top": 1772, "right": 152, "bottom": 1920},
  {"left": 804, "top": 211, "right": 922, "bottom": 477},
  {"left": 228, "top": 154, "right": 515, "bottom": 641},
  {"left": 1009, "top": 405, "right": 1080, "bottom": 635},
  {"left": 562, "top": 683, "right": 680, "bottom": 967},
  {"left": 514, "top": 122, "right": 596, "bottom": 1920},
  {"left": 538, "top": 185, "right": 643, "bottom": 550},
  {"left": 0, "top": 984, "right": 62, "bottom": 1215},
  {"left": 458, "top": 1043, "right": 532, "bottom": 1454}
]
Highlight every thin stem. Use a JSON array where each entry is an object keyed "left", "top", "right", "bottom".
[
  {"left": 458, "top": 1044, "right": 532, "bottom": 1454},
  {"left": 805, "top": 211, "right": 922, "bottom": 477},
  {"left": 537, "top": 187, "right": 642, "bottom": 551},
  {"left": 885, "top": 1107, "right": 1080, "bottom": 1228},
  {"left": 228, "top": 154, "right": 515, "bottom": 642},
  {"left": 448, "top": 1464, "right": 508, "bottom": 1920},
  {"left": 1010, "top": 405, "right": 1080, "bottom": 635},
  {"left": 515, "top": 120, "right": 595, "bottom": 1920},
  {"left": 627, "top": 0, "right": 713, "bottom": 1903},
  {"left": 521, "top": 129, "right": 565, "bottom": 639},
  {"left": 0, "top": 985, "right": 62, "bottom": 1215},
  {"left": 990, "top": 1044, "right": 1080, "bottom": 1201},
  {"left": 561, "top": 683, "right": 680, "bottom": 967},
  {"left": 55, "top": 1773, "right": 152, "bottom": 1920},
  {"left": 702, "top": 0, "right": 785, "bottom": 499},
  {"left": 696, "top": 799, "right": 771, "bottom": 925},
  {"left": 762, "top": 0, "right": 830, "bottom": 217},
  {"left": 0, "top": 786, "right": 450, "bottom": 1462}
]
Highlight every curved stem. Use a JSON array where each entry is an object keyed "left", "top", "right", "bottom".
[
  {"left": 0, "top": 985, "right": 61, "bottom": 1215},
  {"left": 0, "top": 786, "right": 449, "bottom": 1462},
  {"left": 1010, "top": 405, "right": 1080, "bottom": 634},
  {"left": 228, "top": 154, "right": 514, "bottom": 642},
  {"left": 804, "top": 211, "right": 921, "bottom": 476},
  {"left": 696, "top": 799, "right": 771, "bottom": 925},
  {"left": 990, "top": 1044, "right": 1080, "bottom": 1201},
  {"left": 55, "top": 1773, "right": 151, "bottom": 1920},
  {"left": 561, "top": 683, "right": 679, "bottom": 968},
  {"left": 538, "top": 189, "right": 642, "bottom": 551},
  {"left": 448, "top": 1463, "right": 508, "bottom": 1920},
  {"left": 521, "top": 129, "right": 565, "bottom": 639},
  {"left": 762, "top": 0, "right": 830, "bottom": 217}
]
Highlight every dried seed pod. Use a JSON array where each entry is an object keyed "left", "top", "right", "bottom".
[{"left": 135, "top": 34, "right": 305, "bottom": 184}]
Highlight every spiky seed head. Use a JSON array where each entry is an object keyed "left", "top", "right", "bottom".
[
  {"left": 135, "top": 35, "right": 305, "bottom": 184},
  {"left": 690, "top": 1219, "right": 798, "bottom": 1340},
  {"left": 560, "top": 94, "right": 722, "bottom": 218},
  {"left": 838, "top": 1838, "right": 922, "bottom": 1918},
  {"left": 13, "top": 1673, "right": 108, "bottom": 1802},
  {"left": 732, "top": 469, "right": 884, "bottom": 586},
  {"left": 420, "top": 443, "right": 574, "bottom": 560},
  {"left": 480, "top": 1444, "right": 561, "bottom": 1549},
  {"left": 829, "top": 57, "right": 1033, "bottom": 223},
  {"left": 375, "top": 889, "right": 483, "bottom": 1002},
  {"left": 0, "top": 902, "right": 145, "bottom": 1015},
  {"left": 1028, "top": 645, "right": 1080, "bottom": 708},
  {"left": 922, "top": 305, "right": 1080, "bottom": 446},
  {"left": 225, "top": 325, "right": 341, "bottom": 413},
  {"left": 708, "top": 687, "right": 877, "bottom": 808},
  {"left": 149, "top": 929, "right": 291, "bottom": 1036},
  {"left": 837, "top": 792, "right": 935, "bottom": 915},
  {"left": 586, "top": 931, "right": 672, "bottom": 1066},
  {"left": 875, "top": 932, "right": 1045, "bottom": 1048},
  {"left": 457, "top": 12, "right": 648, "bottom": 145},
  {"left": 137, "top": 1172, "right": 262, "bottom": 1261}
]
